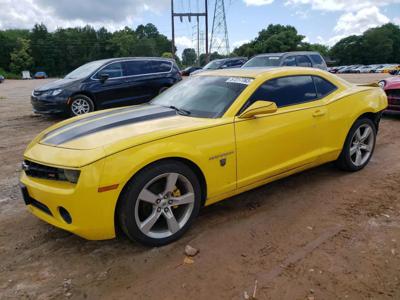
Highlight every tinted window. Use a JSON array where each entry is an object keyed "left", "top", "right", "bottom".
[
  {"left": 230, "top": 59, "right": 244, "bottom": 67},
  {"left": 296, "top": 56, "right": 312, "bottom": 67},
  {"left": 282, "top": 56, "right": 296, "bottom": 66},
  {"left": 95, "top": 62, "right": 124, "bottom": 79},
  {"left": 152, "top": 60, "right": 172, "bottom": 73},
  {"left": 313, "top": 76, "right": 337, "bottom": 98},
  {"left": 310, "top": 54, "right": 323, "bottom": 65},
  {"left": 125, "top": 60, "right": 153, "bottom": 76},
  {"left": 249, "top": 76, "right": 317, "bottom": 107}
]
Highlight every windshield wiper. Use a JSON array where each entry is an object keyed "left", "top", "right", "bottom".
[{"left": 168, "top": 105, "right": 191, "bottom": 116}]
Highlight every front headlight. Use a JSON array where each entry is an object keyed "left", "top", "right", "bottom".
[
  {"left": 62, "top": 169, "right": 81, "bottom": 184},
  {"left": 42, "top": 89, "right": 63, "bottom": 96},
  {"left": 51, "top": 89, "right": 63, "bottom": 96},
  {"left": 378, "top": 80, "right": 386, "bottom": 89}
]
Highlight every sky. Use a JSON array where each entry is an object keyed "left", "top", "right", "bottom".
[{"left": 0, "top": 0, "right": 399, "bottom": 56}]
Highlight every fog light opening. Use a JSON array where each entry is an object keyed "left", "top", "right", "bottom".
[{"left": 59, "top": 207, "right": 72, "bottom": 224}]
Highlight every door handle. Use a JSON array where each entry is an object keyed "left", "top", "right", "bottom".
[{"left": 312, "top": 109, "right": 326, "bottom": 117}]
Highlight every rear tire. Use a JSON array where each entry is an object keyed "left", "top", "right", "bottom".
[
  {"left": 336, "top": 118, "right": 376, "bottom": 171},
  {"left": 69, "top": 94, "right": 94, "bottom": 117},
  {"left": 117, "top": 160, "right": 202, "bottom": 247}
]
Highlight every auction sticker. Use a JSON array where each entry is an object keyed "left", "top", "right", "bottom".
[{"left": 226, "top": 77, "right": 254, "bottom": 85}]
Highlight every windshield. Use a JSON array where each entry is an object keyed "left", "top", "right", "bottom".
[
  {"left": 151, "top": 76, "right": 251, "bottom": 118},
  {"left": 203, "top": 60, "right": 224, "bottom": 70},
  {"left": 243, "top": 56, "right": 282, "bottom": 67},
  {"left": 65, "top": 60, "right": 106, "bottom": 79}
]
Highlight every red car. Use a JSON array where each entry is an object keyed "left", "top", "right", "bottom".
[{"left": 379, "top": 77, "right": 400, "bottom": 112}]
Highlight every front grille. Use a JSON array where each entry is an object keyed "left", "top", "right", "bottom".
[
  {"left": 387, "top": 90, "right": 400, "bottom": 106},
  {"left": 23, "top": 160, "right": 65, "bottom": 181}
]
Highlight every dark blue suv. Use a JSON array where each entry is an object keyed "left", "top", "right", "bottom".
[{"left": 31, "top": 57, "right": 182, "bottom": 116}]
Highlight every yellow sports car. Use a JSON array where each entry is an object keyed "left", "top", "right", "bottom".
[{"left": 20, "top": 67, "right": 387, "bottom": 246}]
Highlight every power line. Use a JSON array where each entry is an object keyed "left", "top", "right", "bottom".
[{"left": 171, "top": 0, "right": 209, "bottom": 62}]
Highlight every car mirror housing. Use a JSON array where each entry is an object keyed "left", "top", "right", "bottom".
[
  {"left": 239, "top": 101, "right": 278, "bottom": 119},
  {"left": 99, "top": 73, "right": 110, "bottom": 83}
]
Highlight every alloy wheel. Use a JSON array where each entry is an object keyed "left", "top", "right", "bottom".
[
  {"left": 134, "top": 173, "right": 195, "bottom": 239},
  {"left": 71, "top": 98, "right": 91, "bottom": 115},
  {"left": 350, "top": 124, "right": 374, "bottom": 167}
]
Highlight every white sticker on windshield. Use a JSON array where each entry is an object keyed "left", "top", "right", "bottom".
[
  {"left": 269, "top": 57, "right": 280, "bottom": 60},
  {"left": 226, "top": 77, "right": 254, "bottom": 85}
]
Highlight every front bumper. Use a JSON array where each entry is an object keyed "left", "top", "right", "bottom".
[
  {"left": 31, "top": 94, "right": 69, "bottom": 114},
  {"left": 19, "top": 159, "right": 120, "bottom": 240},
  {"left": 386, "top": 91, "right": 400, "bottom": 112}
]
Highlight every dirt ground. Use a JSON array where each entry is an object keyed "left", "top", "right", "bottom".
[{"left": 0, "top": 74, "right": 399, "bottom": 300}]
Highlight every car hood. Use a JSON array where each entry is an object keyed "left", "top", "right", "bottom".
[
  {"left": 24, "top": 104, "right": 227, "bottom": 167},
  {"left": 35, "top": 78, "right": 79, "bottom": 91}
]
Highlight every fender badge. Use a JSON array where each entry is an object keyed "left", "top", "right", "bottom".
[{"left": 220, "top": 158, "right": 227, "bottom": 167}]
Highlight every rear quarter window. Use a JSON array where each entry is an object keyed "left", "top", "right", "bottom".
[
  {"left": 313, "top": 76, "right": 337, "bottom": 98},
  {"left": 152, "top": 60, "right": 172, "bottom": 73}
]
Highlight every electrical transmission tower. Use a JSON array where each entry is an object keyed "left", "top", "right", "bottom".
[{"left": 210, "top": 0, "right": 230, "bottom": 55}]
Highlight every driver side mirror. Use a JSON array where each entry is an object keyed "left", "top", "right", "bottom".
[
  {"left": 239, "top": 101, "right": 278, "bottom": 119},
  {"left": 99, "top": 73, "right": 109, "bottom": 83}
]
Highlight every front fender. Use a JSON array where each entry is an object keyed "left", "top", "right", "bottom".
[{"left": 99, "top": 123, "right": 237, "bottom": 208}]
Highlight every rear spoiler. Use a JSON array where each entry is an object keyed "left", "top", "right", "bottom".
[{"left": 356, "top": 82, "right": 380, "bottom": 87}]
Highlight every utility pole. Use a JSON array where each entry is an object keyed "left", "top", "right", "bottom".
[
  {"left": 210, "top": 0, "right": 230, "bottom": 55},
  {"left": 171, "top": 0, "right": 209, "bottom": 63}
]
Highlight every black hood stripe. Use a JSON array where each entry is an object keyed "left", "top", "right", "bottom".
[
  {"left": 42, "top": 105, "right": 147, "bottom": 140},
  {"left": 42, "top": 106, "right": 176, "bottom": 145}
]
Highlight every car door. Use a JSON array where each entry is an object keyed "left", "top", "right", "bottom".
[
  {"left": 234, "top": 75, "right": 327, "bottom": 188},
  {"left": 89, "top": 61, "right": 133, "bottom": 108},
  {"left": 123, "top": 60, "right": 172, "bottom": 104}
]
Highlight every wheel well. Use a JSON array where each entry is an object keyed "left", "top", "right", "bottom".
[
  {"left": 357, "top": 112, "right": 382, "bottom": 131},
  {"left": 113, "top": 157, "right": 208, "bottom": 237},
  {"left": 70, "top": 92, "right": 96, "bottom": 109}
]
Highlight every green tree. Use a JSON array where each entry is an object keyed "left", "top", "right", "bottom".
[
  {"left": 9, "top": 38, "right": 33, "bottom": 74},
  {"left": 161, "top": 52, "right": 173, "bottom": 58},
  {"left": 182, "top": 48, "right": 197, "bottom": 66},
  {"left": 330, "top": 35, "right": 364, "bottom": 65},
  {"left": 233, "top": 24, "right": 305, "bottom": 56}
]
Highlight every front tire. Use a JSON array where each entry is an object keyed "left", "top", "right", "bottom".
[
  {"left": 118, "top": 160, "right": 202, "bottom": 246},
  {"left": 336, "top": 118, "right": 376, "bottom": 171},
  {"left": 69, "top": 94, "right": 94, "bottom": 117}
]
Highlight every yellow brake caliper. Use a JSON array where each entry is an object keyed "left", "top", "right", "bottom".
[{"left": 172, "top": 188, "right": 181, "bottom": 209}]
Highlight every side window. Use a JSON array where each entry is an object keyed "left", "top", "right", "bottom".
[
  {"left": 282, "top": 56, "right": 296, "bottom": 66},
  {"left": 248, "top": 76, "right": 317, "bottom": 107},
  {"left": 310, "top": 54, "right": 324, "bottom": 65},
  {"left": 97, "top": 62, "right": 123, "bottom": 79},
  {"left": 152, "top": 60, "right": 172, "bottom": 73},
  {"left": 296, "top": 55, "right": 312, "bottom": 67},
  {"left": 125, "top": 60, "right": 153, "bottom": 76},
  {"left": 313, "top": 76, "right": 337, "bottom": 98},
  {"left": 231, "top": 60, "right": 242, "bottom": 66}
]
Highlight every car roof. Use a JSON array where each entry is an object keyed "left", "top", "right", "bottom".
[
  {"left": 91, "top": 57, "right": 176, "bottom": 65},
  {"left": 254, "top": 51, "right": 321, "bottom": 57},
  {"left": 212, "top": 57, "right": 247, "bottom": 62},
  {"left": 196, "top": 66, "right": 329, "bottom": 79}
]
